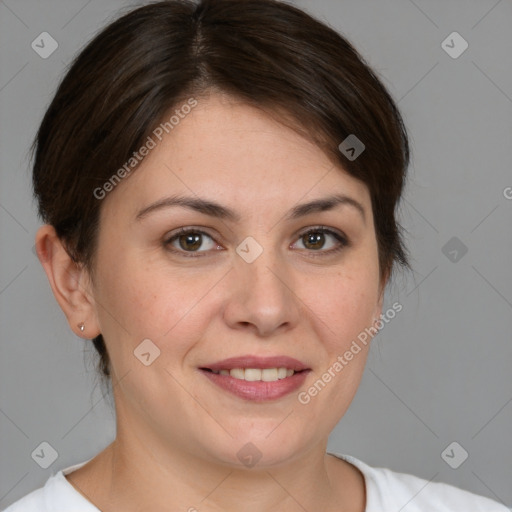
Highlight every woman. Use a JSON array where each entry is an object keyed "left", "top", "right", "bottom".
[{"left": 4, "top": 0, "right": 508, "bottom": 510}]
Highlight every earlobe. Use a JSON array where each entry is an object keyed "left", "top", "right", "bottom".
[{"left": 35, "top": 225, "right": 101, "bottom": 339}]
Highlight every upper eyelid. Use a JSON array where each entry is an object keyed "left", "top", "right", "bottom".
[
  {"left": 165, "top": 226, "right": 221, "bottom": 244},
  {"left": 291, "top": 226, "right": 346, "bottom": 243}
]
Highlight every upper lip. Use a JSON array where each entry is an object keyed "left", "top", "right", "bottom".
[{"left": 201, "top": 355, "right": 310, "bottom": 372}]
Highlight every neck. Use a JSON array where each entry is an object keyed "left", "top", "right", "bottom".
[
  {"left": 68, "top": 394, "right": 366, "bottom": 512},
  {"left": 92, "top": 427, "right": 364, "bottom": 512}
]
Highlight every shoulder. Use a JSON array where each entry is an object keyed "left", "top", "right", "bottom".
[
  {"left": 2, "top": 460, "right": 98, "bottom": 512},
  {"left": 329, "top": 452, "right": 509, "bottom": 512}
]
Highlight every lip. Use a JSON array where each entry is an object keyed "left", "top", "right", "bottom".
[
  {"left": 200, "top": 368, "right": 310, "bottom": 401},
  {"left": 202, "top": 355, "right": 310, "bottom": 372},
  {"left": 199, "top": 355, "right": 311, "bottom": 402}
]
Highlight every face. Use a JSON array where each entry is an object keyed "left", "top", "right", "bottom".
[{"left": 87, "top": 93, "right": 384, "bottom": 467}]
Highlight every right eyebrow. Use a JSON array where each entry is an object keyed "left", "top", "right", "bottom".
[{"left": 135, "top": 195, "right": 241, "bottom": 222}]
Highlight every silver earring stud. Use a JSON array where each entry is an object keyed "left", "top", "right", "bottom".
[{"left": 78, "top": 323, "right": 85, "bottom": 332}]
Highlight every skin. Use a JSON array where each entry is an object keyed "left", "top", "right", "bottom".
[{"left": 36, "top": 93, "right": 387, "bottom": 512}]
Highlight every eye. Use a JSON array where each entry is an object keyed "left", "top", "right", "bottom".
[
  {"left": 292, "top": 226, "right": 348, "bottom": 257},
  {"left": 164, "top": 227, "right": 221, "bottom": 257},
  {"left": 164, "top": 226, "right": 349, "bottom": 258}
]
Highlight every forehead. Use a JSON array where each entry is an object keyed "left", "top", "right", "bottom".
[{"left": 101, "top": 94, "right": 371, "bottom": 220}]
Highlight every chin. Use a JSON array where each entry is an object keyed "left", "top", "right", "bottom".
[{"left": 199, "top": 425, "right": 313, "bottom": 470}]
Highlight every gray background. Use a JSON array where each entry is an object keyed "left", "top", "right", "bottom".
[{"left": 1, "top": 0, "right": 511, "bottom": 509}]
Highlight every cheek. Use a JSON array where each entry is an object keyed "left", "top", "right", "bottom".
[
  {"left": 93, "top": 256, "right": 220, "bottom": 357},
  {"left": 306, "top": 263, "right": 380, "bottom": 352},
  {"left": 293, "top": 266, "right": 379, "bottom": 435}
]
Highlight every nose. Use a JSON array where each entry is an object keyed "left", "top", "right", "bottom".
[{"left": 222, "top": 244, "right": 301, "bottom": 337}]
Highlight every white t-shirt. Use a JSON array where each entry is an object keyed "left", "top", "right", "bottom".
[{"left": 2, "top": 452, "right": 509, "bottom": 511}]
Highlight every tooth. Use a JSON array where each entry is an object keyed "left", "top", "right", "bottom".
[
  {"left": 244, "top": 368, "right": 262, "bottom": 381},
  {"left": 225, "top": 368, "right": 296, "bottom": 381},
  {"left": 261, "top": 368, "right": 279, "bottom": 382},
  {"left": 277, "top": 367, "right": 287, "bottom": 379},
  {"left": 230, "top": 368, "right": 245, "bottom": 379}
]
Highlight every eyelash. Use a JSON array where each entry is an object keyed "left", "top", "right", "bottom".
[{"left": 163, "top": 226, "right": 349, "bottom": 259}]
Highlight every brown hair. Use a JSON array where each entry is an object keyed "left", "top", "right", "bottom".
[{"left": 32, "top": 0, "right": 410, "bottom": 386}]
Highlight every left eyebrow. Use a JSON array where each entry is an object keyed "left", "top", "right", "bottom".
[
  {"left": 135, "top": 193, "right": 366, "bottom": 224},
  {"left": 285, "top": 194, "right": 366, "bottom": 223}
]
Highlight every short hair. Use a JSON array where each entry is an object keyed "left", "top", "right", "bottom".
[{"left": 32, "top": 0, "right": 410, "bottom": 384}]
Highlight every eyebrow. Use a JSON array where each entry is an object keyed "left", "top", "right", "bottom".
[{"left": 135, "top": 193, "right": 366, "bottom": 223}]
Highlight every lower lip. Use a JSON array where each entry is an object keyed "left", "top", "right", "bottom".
[{"left": 199, "top": 369, "right": 310, "bottom": 401}]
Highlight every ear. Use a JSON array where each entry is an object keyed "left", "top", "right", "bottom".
[{"left": 35, "top": 225, "right": 101, "bottom": 339}]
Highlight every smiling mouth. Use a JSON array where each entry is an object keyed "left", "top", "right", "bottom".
[{"left": 200, "top": 367, "right": 307, "bottom": 382}]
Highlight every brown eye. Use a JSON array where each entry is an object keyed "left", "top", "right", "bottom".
[
  {"left": 165, "top": 228, "right": 218, "bottom": 256},
  {"left": 302, "top": 231, "right": 327, "bottom": 250},
  {"left": 177, "top": 232, "right": 203, "bottom": 251},
  {"left": 293, "top": 227, "right": 348, "bottom": 256}
]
